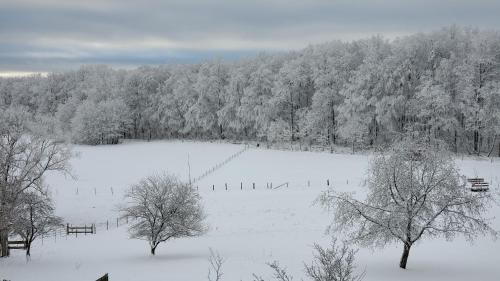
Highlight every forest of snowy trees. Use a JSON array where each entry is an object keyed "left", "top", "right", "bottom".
[{"left": 1, "top": 26, "right": 499, "bottom": 155}]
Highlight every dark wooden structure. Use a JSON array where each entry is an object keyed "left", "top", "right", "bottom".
[
  {"left": 7, "top": 240, "right": 27, "bottom": 250},
  {"left": 66, "top": 223, "right": 96, "bottom": 236},
  {"left": 467, "top": 178, "right": 489, "bottom": 192}
]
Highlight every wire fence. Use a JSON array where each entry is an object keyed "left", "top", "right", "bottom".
[
  {"left": 192, "top": 145, "right": 250, "bottom": 183},
  {"left": 195, "top": 177, "right": 352, "bottom": 192},
  {"left": 29, "top": 173, "right": 499, "bottom": 249},
  {"left": 34, "top": 215, "right": 132, "bottom": 247}
]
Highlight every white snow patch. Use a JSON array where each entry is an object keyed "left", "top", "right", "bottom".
[{"left": 1, "top": 140, "right": 499, "bottom": 281}]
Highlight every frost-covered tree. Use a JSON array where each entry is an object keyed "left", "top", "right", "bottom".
[
  {"left": 13, "top": 191, "right": 62, "bottom": 257},
  {"left": 337, "top": 37, "right": 391, "bottom": 148},
  {"left": 412, "top": 80, "right": 456, "bottom": 142},
  {"left": 157, "top": 68, "right": 198, "bottom": 137},
  {"left": 482, "top": 82, "right": 500, "bottom": 156},
  {"left": 120, "top": 173, "right": 207, "bottom": 255},
  {"left": 240, "top": 63, "right": 275, "bottom": 139},
  {"left": 270, "top": 57, "right": 314, "bottom": 142},
  {"left": 253, "top": 239, "right": 364, "bottom": 281},
  {"left": 122, "top": 66, "right": 170, "bottom": 139},
  {"left": 455, "top": 31, "right": 500, "bottom": 155},
  {"left": 0, "top": 27, "right": 499, "bottom": 153},
  {"left": 0, "top": 107, "right": 71, "bottom": 257},
  {"left": 186, "top": 62, "right": 229, "bottom": 138},
  {"left": 303, "top": 43, "right": 348, "bottom": 147},
  {"left": 305, "top": 239, "right": 365, "bottom": 281},
  {"left": 319, "top": 138, "right": 497, "bottom": 269},
  {"left": 72, "top": 99, "right": 130, "bottom": 145},
  {"left": 218, "top": 66, "right": 251, "bottom": 138}
]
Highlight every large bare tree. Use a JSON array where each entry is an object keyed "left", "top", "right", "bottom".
[
  {"left": 319, "top": 138, "right": 497, "bottom": 269},
  {"left": 120, "top": 173, "right": 207, "bottom": 255},
  {"left": 0, "top": 107, "right": 71, "bottom": 257},
  {"left": 13, "top": 191, "right": 63, "bottom": 257}
]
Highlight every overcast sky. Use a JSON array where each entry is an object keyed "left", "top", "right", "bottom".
[{"left": 1, "top": 0, "right": 499, "bottom": 75}]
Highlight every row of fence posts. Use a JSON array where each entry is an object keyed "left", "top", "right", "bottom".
[
  {"left": 104, "top": 216, "right": 129, "bottom": 230},
  {"left": 72, "top": 186, "right": 116, "bottom": 196},
  {"left": 37, "top": 177, "right": 355, "bottom": 244},
  {"left": 198, "top": 178, "right": 345, "bottom": 191},
  {"left": 193, "top": 145, "right": 249, "bottom": 183},
  {"left": 36, "top": 216, "right": 131, "bottom": 244},
  {"left": 71, "top": 177, "right": 348, "bottom": 195},
  {"left": 71, "top": 177, "right": 350, "bottom": 196}
]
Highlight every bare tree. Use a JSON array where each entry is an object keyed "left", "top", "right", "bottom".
[
  {"left": 120, "top": 173, "right": 207, "bottom": 255},
  {"left": 319, "top": 138, "right": 497, "bottom": 269},
  {"left": 305, "top": 239, "right": 365, "bottom": 281},
  {"left": 252, "top": 240, "right": 364, "bottom": 281},
  {"left": 0, "top": 107, "right": 71, "bottom": 257},
  {"left": 253, "top": 261, "right": 293, "bottom": 281},
  {"left": 207, "top": 248, "right": 224, "bottom": 281},
  {"left": 13, "top": 191, "right": 63, "bottom": 257}
]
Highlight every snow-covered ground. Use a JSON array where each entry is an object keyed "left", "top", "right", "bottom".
[{"left": 1, "top": 140, "right": 499, "bottom": 281}]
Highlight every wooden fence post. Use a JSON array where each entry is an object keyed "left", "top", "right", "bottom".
[{"left": 106, "top": 220, "right": 109, "bottom": 230}]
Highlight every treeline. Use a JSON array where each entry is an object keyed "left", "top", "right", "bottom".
[{"left": 0, "top": 26, "right": 499, "bottom": 155}]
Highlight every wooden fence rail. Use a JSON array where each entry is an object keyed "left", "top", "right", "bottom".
[
  {"left": 8, "top": 240, "right": 27, "bottom": 250},
  {"left": 66, "top": 223, "right": 95, "bottom": 236}
]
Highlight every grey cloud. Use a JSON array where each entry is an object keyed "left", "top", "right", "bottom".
[{"left": 1, "top": 0, "right": 499, "bottom": 73}]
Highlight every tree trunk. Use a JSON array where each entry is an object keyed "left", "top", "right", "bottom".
[
  {"left": 399, "top": 243, "right": 412, "bottom": 269},
  {"left": 151, "top": 246, "right": 156, "bottom": 255},
  {"left": 219, "top": 124, "right": 224, "bottom": 139},
  {"left": 26, "top": 241, "right": 31, "bottom": 257},
  {"left": 487, "top": 136, "right": 497, "bottom": 157},
  {"left": 474, "top": 130, "right": 479, "bottom": 155},
  {"left": 331, "top": 101, "right": 336, "bottom": 145},
  {"left": 0, "top": 230, "right": 9, "bottom": 257},
  {"left": 290, "top": 90, "right": 295, "bottom": 142}
]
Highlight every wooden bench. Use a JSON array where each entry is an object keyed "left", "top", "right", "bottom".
[
  {"left": 8, "top": 240, "right": 27, "bottom": 250},
  {"left": 471, "top": 183, "right": 489, "bottom": 192},
  {"left": 467, "top": 178, "right": 489, "bottom": 192},
  {"left": 467, "top": 178, "right": 485, "bottom": 183}
]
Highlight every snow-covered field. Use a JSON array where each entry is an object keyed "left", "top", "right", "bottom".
[{"left": 1, "top": 140, "right": 499, "bottom": 281}]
